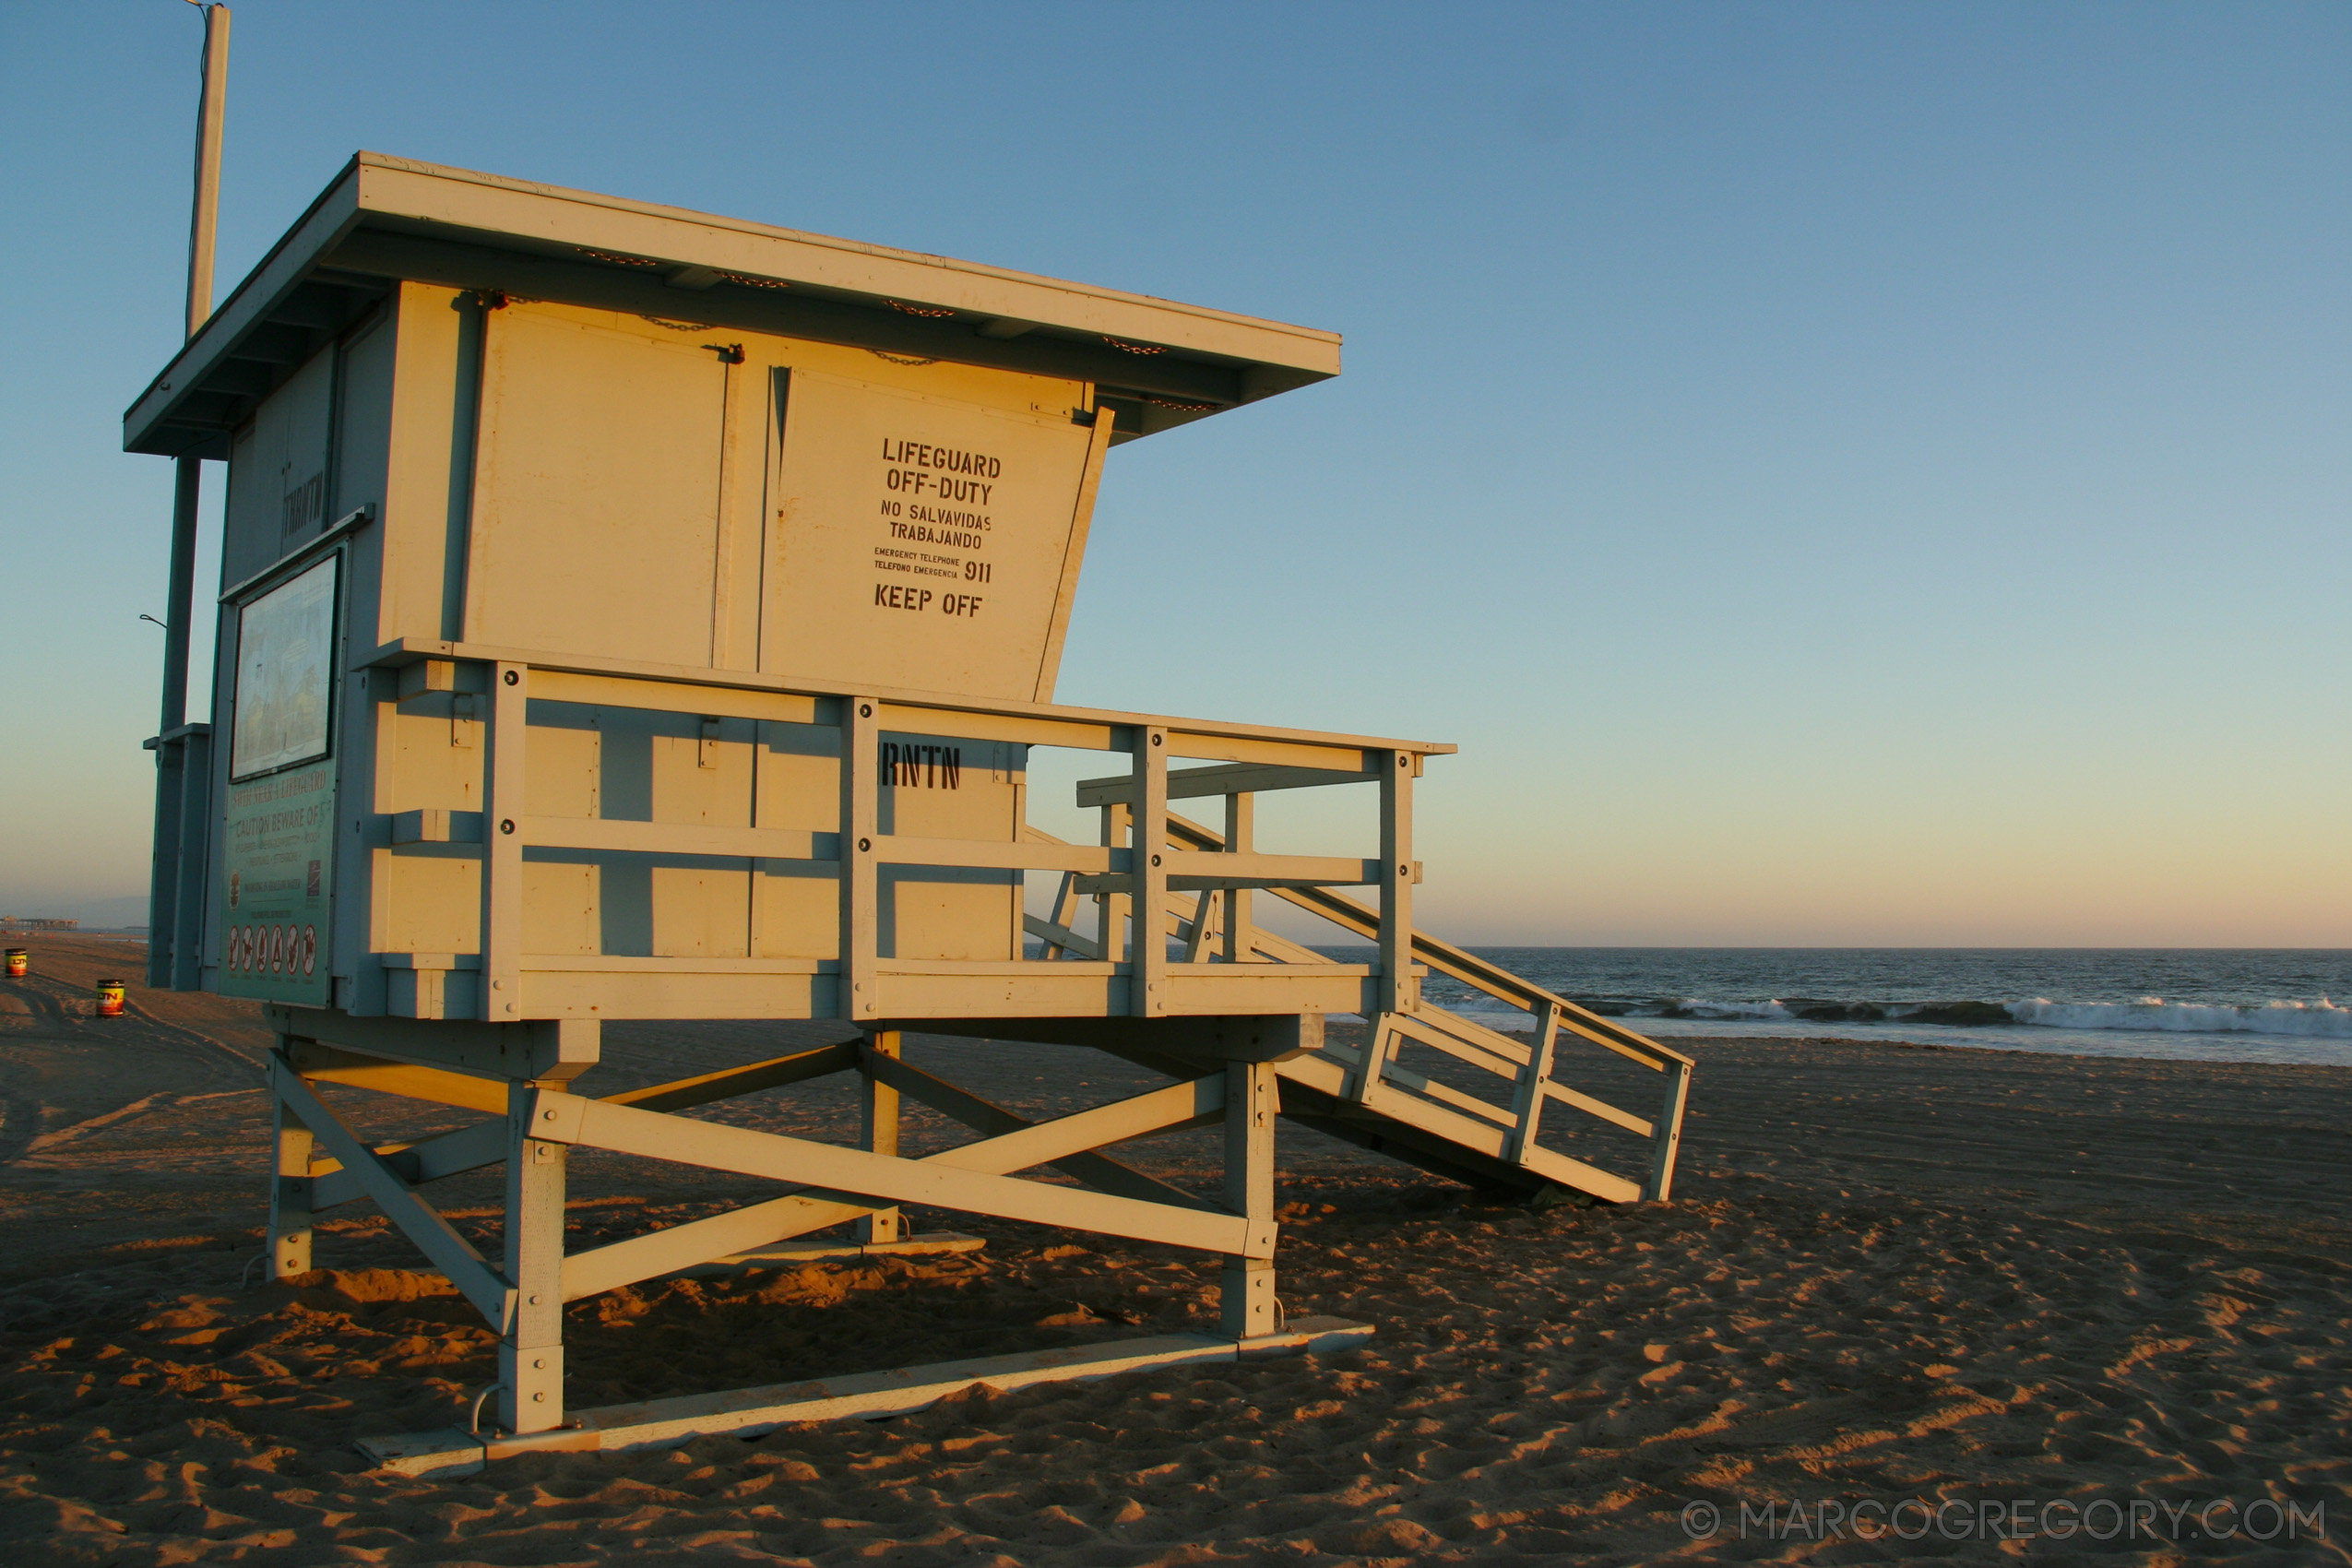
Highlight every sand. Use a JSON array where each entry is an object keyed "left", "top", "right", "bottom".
[{"left": 2, "top": 934, "right": 2347, "bottom": 1564}]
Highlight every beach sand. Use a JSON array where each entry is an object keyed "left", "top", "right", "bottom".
[{"left": 2, "top": 934, "right": 2346, "bottom": 1564}]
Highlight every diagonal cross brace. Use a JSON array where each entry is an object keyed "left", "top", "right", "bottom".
[
  {"left": 268, "top": 1057, "right": 513, "bottom": 1324},
  {"left": 866, "top": 1051, "right": 1224, "bottom": 1195},
  {"left": 601, "top": 1040, "right": 861, "bottom": 1114},
  {"left": 561, "top": 1191, "right": 876, "bottom": 1302},
  {"left": 533, "top": 1083, "right": 1268, "bottom": 1262},
  {"left": 310, "top": 1118, "right": 509, "bottom": 1211},
  {"left": 557, "top": 1070, "right": 1221, "bottom": 1302},
  {"left": 305, "top": 1040, "right": 865, "bottom": 1211}
]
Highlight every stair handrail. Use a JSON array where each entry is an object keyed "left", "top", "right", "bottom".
[{"left": 1158, "top": 812, "right": 1691, "bottom": 1074}]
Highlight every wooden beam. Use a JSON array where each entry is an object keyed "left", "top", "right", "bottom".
[
  {"left": 1505, "top": 1002, "right": 1560, "bottom": 1166},
  {"left": 601, "top": 1039, "right": 861, "bottom": 1113},
  {"left": 1158, "top": 811, "right": 1688, "bottom": 1072},
  {"left": 311, "top": 1118, "right": 510, "bottom": 1209},
  {"left": 562, "top": 1060, "right": 1229, "bottom": 1301},
  {"left": 840, "top": 695, "right": 880, "bottom": 1024},
  {"left": 306, "top": 1042, "right": 865, "bottom": 1208},
  {"left": 563, "top": 1058, "right": 1229, "bottom": 1301},
  {"left": 359, "top": 1318, "right": 1379, "bottom": 1477},
  {"left": 1022, "top": 912, "right": 1104, "bottom": 961},
  {"left": 293, "top": 1052, "right": 510, "bottom": 1114},
  {"left": 1378, "top": 750, "right": 1414, "bottom": 1017},
  {"left": 1130, "top": 727, "right": 1168, "bottom": 1017},
  {"left": 1074, "top": 851, "right": 1375, "bottom": 896},
  {"left": 562, "top": 1194, "right": 875, "bottom": 1302},
  {"left": 1542, "top": 1079, "right": 1654, "bottom": 1139},
  {"left": 1099, "top": 801, "right": 1130, "bottom": 964},
  {"left": 501, "top": 1082, "right": 567, "bottom": 1432},
  {"left": 1165, "top": 849, "right": 1378, "bottom": 885},
  {"left": 896, "top": 1013, "right": 1320, "bottom": 1064},
  {"left": 363, "top": 634, "right": 1455, "bottom": 763},
  {"left": 857, "top": 1031, "right": 903, "bottom": 1245},
  {"left": 1180, "top": 889, "right": 1218, "bottom": 964},
  {"left": 1353, "top": 1075, "right": 1643, "bottom": 1206},
  {"left": 1075, "top": 760, "right": 1370, "bottom": 807},
  {"left": 268, "top": 1087, "right": 314, "bottom": 1279},
  {"left": 1221, "top": 1060, "right": 1277, "bottom": 1337},
  {"left": 481, "top": 661, "right": 527, "bottom": 1022},
  {"left": 1223, "top": 793, "right": 1253, "bottom": 965},
  {"left": 523, "top": 816, "right": 831, "bottom": 862},
  {"left": 884, "top": 1058, "right": 1225, "bottom": 1178},
  {"left": 265, "top": 1007, "right": 600, "bottom": 1084},
  {"left": 872, "top": 834, "right": 1114, "bottom": 873},
  {"left": 1384, "top": 1010, "right": 1524, "bottom": 1082},
  {"left": 1319, "top": 1039, "right": 1515, "bottom": 1133}
]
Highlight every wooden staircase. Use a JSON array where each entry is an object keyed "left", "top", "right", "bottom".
[{"left": 1021, "top": 812, "right": 1693, "bottom": 1206}]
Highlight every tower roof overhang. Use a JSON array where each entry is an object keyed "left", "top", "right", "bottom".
[{"left": 125, "top": 152, "right": 1341, "bottom": 458}]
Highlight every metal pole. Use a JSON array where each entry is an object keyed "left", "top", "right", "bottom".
[
  {"left": 162, "top": 3, "right": 227, "bottom": 729},
  {"left": 185, "top": 3, "right": 230, "bottom": 340},
  {"left": 159, "top": 462, "right": 202, "bottom": 731},
  {"left": 150, "top": 5, "right": 230, "bottom": 981}
]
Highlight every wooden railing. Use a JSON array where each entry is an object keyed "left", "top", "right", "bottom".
[
  {"left": 374, "top": 643, "right": 1444, "bottom": 1025},
  {"left": 374, "top": 640, "right": 1687, "bottom": 1201},
  {"left": 1027, "top": 788, "right": 1694, "bottom": 1203}
]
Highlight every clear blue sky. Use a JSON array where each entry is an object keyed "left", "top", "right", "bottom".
[{"left": 2, "top": 1, "right": 2345, "bottom": 943}]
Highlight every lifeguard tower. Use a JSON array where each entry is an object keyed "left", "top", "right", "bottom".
[{"left": 128, "top": 155, "right": 1692, "bottom": 1468}]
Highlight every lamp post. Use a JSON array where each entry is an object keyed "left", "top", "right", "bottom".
[
  {"left": 160, "top": 1, "right": 229, "bottom": 735},
  {"left": 148, "top": 4, "right": 230, "bottom": 987}
]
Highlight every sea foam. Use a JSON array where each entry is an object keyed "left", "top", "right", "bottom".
[{"left": 2005, "top": 996, "right": 2352, "bottom": 1038}]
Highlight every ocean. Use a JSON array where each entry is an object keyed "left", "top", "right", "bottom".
[{"left": 1331, "top": 948, "right": 2352, "bottom": 1067}]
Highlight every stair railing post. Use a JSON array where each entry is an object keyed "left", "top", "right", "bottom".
[
  {"left": 1377, "top": 750, "right": 1415, "bottom": 1017},
  {"left": 1221, "top": 790, "right": 1253, "bottom": 963},
  {"left": 1503, "top": 999, "right": 1560, "bottom": 1165},
  {"left": 1040, "top": 871, "right": 1078, "bottom": 958},
  {"left": 1180, "top": 889, "right": 1218, "bottom": 963},
  {"left": 1645, "top": 1060, "right": 1693, "bottom": 1201}
]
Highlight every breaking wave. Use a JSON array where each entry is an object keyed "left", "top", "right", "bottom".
[
  {"left": 2004, "top": 995, "right": 2352, "bottom": 1039},
  {"left": 1574, "top": 993, "right": 2352, "bottom": 1039}
]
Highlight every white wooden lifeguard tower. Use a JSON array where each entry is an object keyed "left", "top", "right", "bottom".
[{"left": 128, "top": 155, "right": 1692, "bottom": 1468}]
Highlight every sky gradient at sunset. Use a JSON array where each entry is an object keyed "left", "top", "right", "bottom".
[{"left": 2, "top": 2, "right": 2344, "bottom": 943}]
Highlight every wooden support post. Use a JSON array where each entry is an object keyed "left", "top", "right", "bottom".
[
  {"left": 267, "top": 1044, "right": 315, "bottom": 1280},
  {"left": 1504, "top": 1000, "right": 1561, "bottom": 1166},
  {"left": 1377, "top": 751, "right": 1415, "bottom": 1017},
  {"left": 501, "top": 1079, "right": 568, "bottom": 1434},
  {"left": 1645, "top": 1060, "right": 1693, "bottom": 1202},
  {"left": 481, "top": 662, "right": 528, "bottom": 1021},
  {"left": 1132, "top": 726, "right": 1168, "bottom": 1016},
  {"left": 1222, "top": 791, "right": 1253, "bottom": 963},
  {"left": 840, "top": 696, "right": 881, "bottom": 1023},
  {"left": 1220, "top": 1058, "right": 1278, "bottom": 1338},
  {"left": 856, "top": 1030, "right": 903, "bottom": 1244}
]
